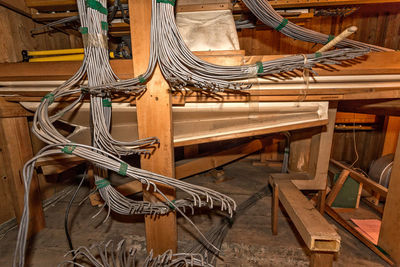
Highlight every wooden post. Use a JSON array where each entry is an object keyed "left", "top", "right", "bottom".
[
  {"left": 378, "top": 132, "right": 400, "bottom": 264},
  {"left": 271, "top": 182, "right": 279, "bottom": 235},
  {"left": 0, "top": 99, "right": 44, "bottom": 235},
  {"left": 129, "top": 0, "right": 177, "bottom": 255},
  {"left": 310, "top": 252, "right": 334, "bottom": 267},
  {"left": 381, "top": 116, "right": 400, "bottom": 156}
]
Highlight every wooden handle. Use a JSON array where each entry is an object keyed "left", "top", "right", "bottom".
[{"left": 317, "top": 26, "right": 358, "bottom": 53}]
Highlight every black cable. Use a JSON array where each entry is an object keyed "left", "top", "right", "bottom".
[{"left": 64, "top": 167, "right": 88, "bottom": 257}]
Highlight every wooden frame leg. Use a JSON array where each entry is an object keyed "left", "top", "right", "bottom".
[
  {"left": 317, "top": 189, "right": 327, "bottom": 215},
  {"left": 310, "top": 251, "right": 334, "bottom": 267},
  {"left": 272, "top": 182, "right": 279, "bottom": 235}
]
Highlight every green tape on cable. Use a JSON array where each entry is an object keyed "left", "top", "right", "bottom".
[
  {"left": 315, "top": 52, "right": 322, "bottom": 58},
  {"left": 79, "top": 27, "right": 88, "bottom": 34},
  {"left": 327, "top": 35, "right": 335, "bottom": 44},
  {"left": 86, "top": 0, "right": 108, "bottom": 15},
  {"left": 41, "top": 93, "right": 55, "bottom": 104},
  {"left": 275, "top": 18, "right": 288, "bottom": 32},
  {"left": 61, "top": 145, "right": 76, "bottom": 154},
  {"left": 256, "top": 61, "right": 264, "bottom": 74},
  {"left": 118, "top": 162, "right": 128, "bottom": 176},
  {"left": 168, "top": 199, "right": 176, "bottom": 210},
  {"left": 138, "top": 75, "right": 146, "bottom": 84},
  {"left": 95, "top": 179, "right": 110, "bottom": 189},
  {"left": 102, "top": 98, "right": 112, "bottom": 107},
  {"left": 101, "top": 21, "right": 108, "bottom": 31},
  {"left": 156, "top": 0, "right": 176, "bottom": 6}
]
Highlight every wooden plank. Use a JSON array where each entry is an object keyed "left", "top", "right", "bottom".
[
  {"left": 292, "top": 104, "right": 337, "bottom": 190},
  {"left": 325, "top": 205, "right": 395, "bottom": 266},
  {"left": 325, "top": 169, "right": 350, "bottom": 206},
  {"left": 130, "top": 0, "right": 177, "bottom": 255},
  {"left": 381, "top": 116, "right": 400, "bottom": 156},
  {"left": 1, "top": 52, "right": 400, "bottom": 81},
  {"left": 379, "top": 133, "right": 400, "bottom": 264},
  {"left": 276, "top": 180, "right": 341, "bottom": 252},
  {"left": 0, "top": 117, "right": 44, "bottom": 236},
  {"left": 175, "top": 138, "right": 268, "bottom": 178},
  {"left": 271, "top": 182, "right": 279, "bottom": 235},
  {"left": 335, "top": 112, "right": 377, "bottom": 124}
]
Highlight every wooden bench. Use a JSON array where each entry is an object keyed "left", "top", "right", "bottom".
[{"left": 269, "top": 175, "right": 341, "bottom": 267}]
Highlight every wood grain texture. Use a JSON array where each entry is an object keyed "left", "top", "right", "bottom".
[
  {"left": 379, "top": 133, "right": 400, "bottom": 264},
  {"left": 129, "top": 0, "right": 177, "bottom": 255}
]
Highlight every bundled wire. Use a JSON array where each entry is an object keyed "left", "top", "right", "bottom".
[
  {"left": 59, "top": 239, "right": 212, "bottom": 267},
  {"left": 186, "top": 186, "right": 270, "bottom": 265},
  {"left": 241, "top": 0, "right": 391, "bottom": 52},
  {"left": 89, "top": 0, "right": 370, "bottom": 94}
]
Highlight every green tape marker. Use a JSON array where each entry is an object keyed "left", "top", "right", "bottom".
[
  {"left": 79, "top": 27, "right": 88, "bottom": 34},
  {"left": 327, "top": 35, "right": 335, "bottom": 44},
  {"left": 95, "top": 179, "right": 110, "bottom": 189},
  {"left": 102, "top": 98, "right": 112, "bottom": 107},
  {"left": 168, "top": 199, "right": 176, "bottom": 210},
  {"left": 41, "top": 93, "right": 55, "bottom": 104},
  {"left": 86, "top": 0, "right": 108, "bottom": 15},
  {"left": 256, "top": 61, "right": 264, "bottom": 74},
  {"left": 138, "top": 75, "right": 146, "bottom": 84},
  {"left": 275, "top": 18, "right": 288, "bottom": 32},
  {"left": 118, "top": 162, "right": 128, "bottom": 176},
  {"left": 315, "top": 52, "right": 322, "bottom": 58},
  {"left": 156, "top": 0, "right": 176, "bottom": 6},
  {"left": 61, "top": 145, "right": 76, "bottom": 154},
  {"left": 101, "top": 21, "right": 108, "bottom": 31}
]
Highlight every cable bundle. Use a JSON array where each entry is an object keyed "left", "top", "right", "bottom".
[
  {"left": 59, "top": 239, "right": 212, "bottom": 267},
  {"left": 241, "top": 0, "right": 391, "bottom": 52}
]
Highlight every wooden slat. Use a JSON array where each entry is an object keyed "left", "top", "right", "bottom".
[
  {"left": 325, "top": 205, "right": 394, "bottom": 266},
  {"left": 275, "top": 180, "right": 341, "bottom": 252},
  {"left": 330, "top": 159, "right": 388, "bottom": 198},
  {"left": 130, "top": 0, "right": 177, "bottom": 255},
  {"left": 325, "top": 169, "right": 350, "bottom": 206}
]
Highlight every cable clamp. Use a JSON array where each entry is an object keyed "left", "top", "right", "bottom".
[
  {"left": 95, "top": 179, "right": 110, "bottom": 189},
  {"left": 275, "top": 18, "right": 288, "bottom": 32},
  {"left": 118, "top": 162, "right": 128, "bottom": 176},
  {"left": 41, "top": 93, "right": 55, "bottom": 104},
  {"left": 156, "top": 0, "right": 176, "bottom": 6},
  {"left": 61, "top": 145, "right": 76, "bottom": 154}
]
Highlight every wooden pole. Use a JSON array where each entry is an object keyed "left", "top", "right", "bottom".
[{"left": 129, "top": 0, "right": 177, "bottom": 255}]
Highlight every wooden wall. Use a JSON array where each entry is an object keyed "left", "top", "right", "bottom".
[
  {"left": 0, "top": 5, "right": 77, "bottom": 63},
  {"left": 238, "top": 3, "right": 400, "bottom": 55}
]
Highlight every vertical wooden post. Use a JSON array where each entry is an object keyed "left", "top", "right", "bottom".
[
  {"left": 378, "top": 132, "right": 400, "bottom": 263},
  {"left": 129, "top": 0, "right": 177, "bottom": 255},
  {"left": 381, "top": 116, "right": 400, "bottom": 156},
  {"left": 310, "top": 252, "right": 334, "bottom": 267},
  {"left": 271, "top": 182, "right": 279, "bottom": 235},
  {"left": 0, "top": 100, "right": 45, "bottom": 235}
]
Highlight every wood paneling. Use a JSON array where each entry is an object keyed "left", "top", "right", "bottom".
[
  {"left": 238, "top": 4, "right": 400, "bottom": 55},
  {"left": 0, "top": 5, "right": 72, "bottom": 63}
]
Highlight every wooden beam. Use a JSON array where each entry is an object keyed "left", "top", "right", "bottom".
[
  {"left": 1, "top": 52, "right": 400, "bottom": 81},
  {"left": 382, "top": 116, "right": 400, "bottom": 156},
  {"left": 130, "top": 0, "right": 177, "bottom": 255},
  {"left": 274, "top": 180, "right": 341, "bottom": 252},
  {"left": 379, "top": 133, "right": 400, "bottom": 264},
  {"left": 176, "top": 138, "right": 268, "bottom": 178}
]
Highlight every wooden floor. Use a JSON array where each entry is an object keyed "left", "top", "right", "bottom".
[{"left": 0, "top": 158, "right": 390, "bottom": 266}]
